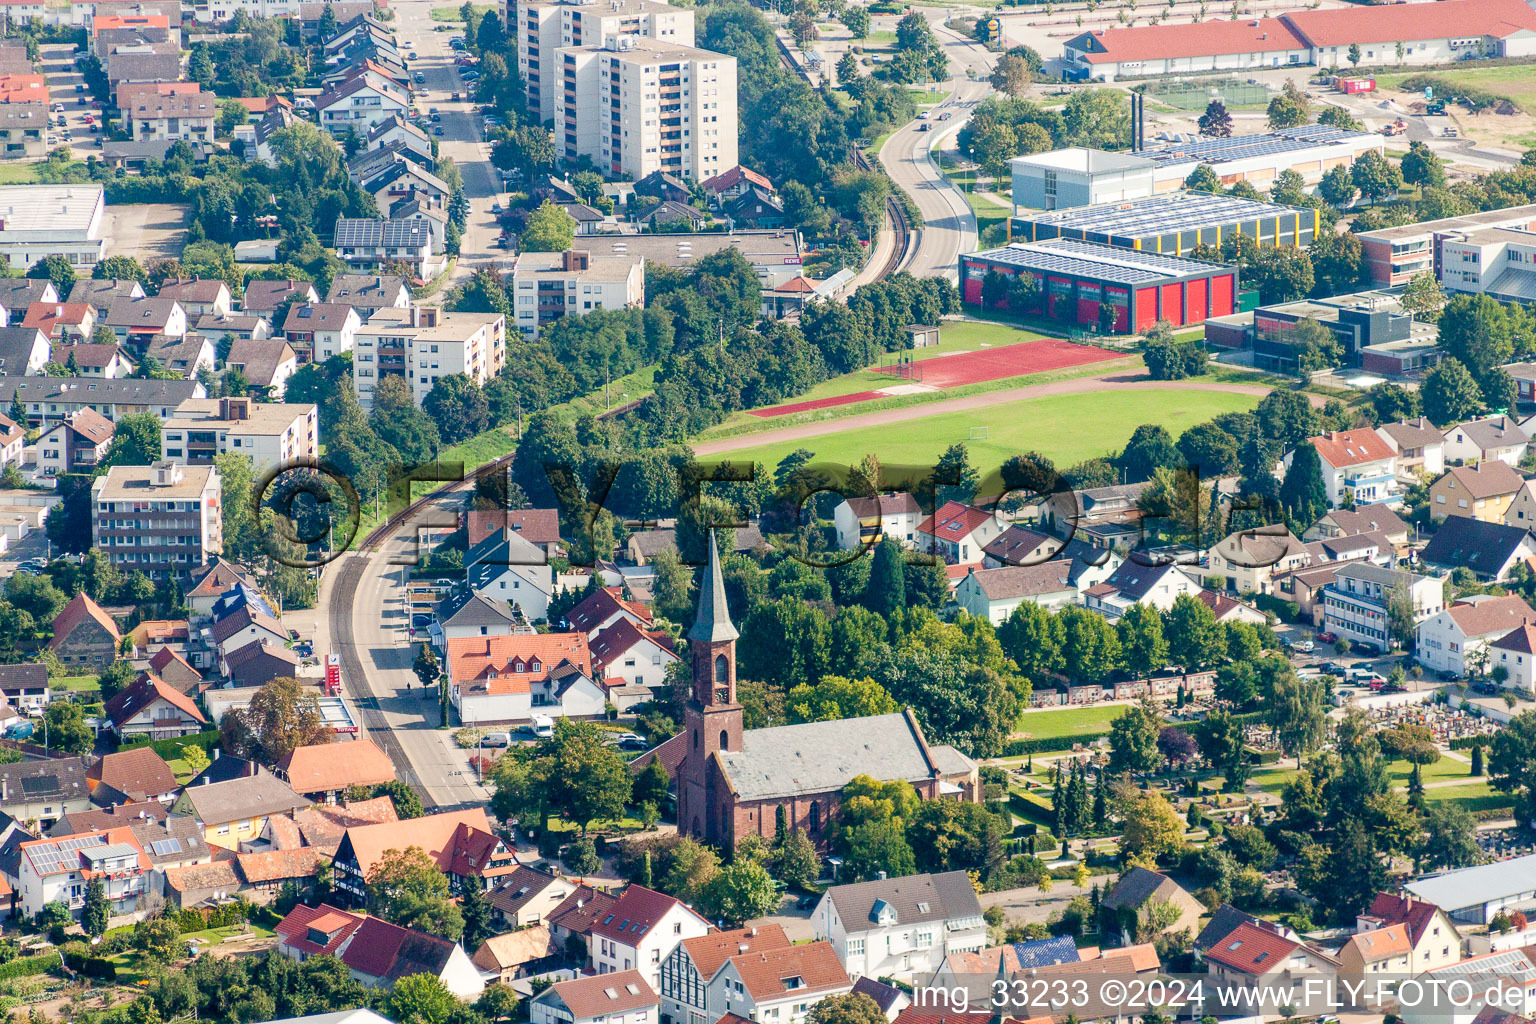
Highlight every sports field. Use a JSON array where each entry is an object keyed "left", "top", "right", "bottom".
[
  {"left": 747, "top": 338, "right": 1121, "bottom": 419},
  {"left": 719, "top": 387, "right": 1263, "bottom": 476}
]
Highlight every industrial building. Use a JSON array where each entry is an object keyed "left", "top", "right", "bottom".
[
  {"left": 1011, "top": 127, "right": 1383, "bottom": 213},
  {"left": 960, "top": 237, "right": 1238, "bottom": 332},
  {"left": 1356, "top": 204, "right": 1536, "bottom": 287},
  {"left": 0, "top": 185, "right": 107, "bottom": 271},
  {"left": 1060, "top": 0, "right": 1536, "bottom": 80},
  {"left": 1438, "top": 227, "right": 1536, "bottom": 304},
  {"left": 1010, "top": 191, "right": 1317, "bottom": 257}
]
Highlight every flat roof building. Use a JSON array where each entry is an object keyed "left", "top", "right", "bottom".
[
  {"left": 509, "top": 248, "right": 645, "bottom": 337},
  {"left": 960, "top": 237, "right": 1238, "bottom": 332},
  {"left": 571, "top": 229, "right": 804, "bottom": 289},
  {"left": 1438, "top": 227, "right": 1536, "bottom": 304},
  {"left": 90, "top": 461, "right": 222, "bottom": 576},
  {"left": 160, "top": 395, "right": 318, "bottom": 474},
  {"left": 1356, "top": 204, "right": 1536, "bottom": 287},
  {"left": 1010, "top": 190, "right": 1317, "bottom": 257},
  {"left": 0, "top": 185, "right": 106, "bottom": 271}
]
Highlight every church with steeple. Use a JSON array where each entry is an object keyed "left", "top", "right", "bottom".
[{"left": 659, "top": 531, "right": 981, "bottom": 849}]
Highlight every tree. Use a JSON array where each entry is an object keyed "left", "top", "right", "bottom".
[
  {"left": 527, "top": 719, "right": 632, "bottom": 832},
  {"left": 423, "top": 374, "right": 490, "bottom": 446},
  {"left": 100, "top": 412, "right": 162, "bottom": 469},
  {"left": 565, "top": 835, "right": 601, "bottom": 875},
  {"left": 93, "top": 255, "right": 147, "bottom": 284},
  {"left": 1400, "top": 272, "right": 1447, "bottom": 324},
  {"left": 1279, "top": 441, "right": 1328, "bottom": 528},
  {"left": 808, "top": 996, "right": 886, "bottom": 1024},
  {"left": 1158, "top": 726, "right": 1197, "bottom": 769},
  {"left": 1116, "top": 423, "right": 1179, "bottom": 482},
  {"left": 1058, "top": 605, "right": 1122, "bottom": 684},
  {"left": 221, "top": 677, "right": 331, "bottom": 764},
  {"left": 1117, "top": 603, "right": 1169, "bottom": 678},
  {"left": 864, "top": 537, "right": 906, "bottom": 619},
  {"left": 1108, "top": 698, "right": 1162, "bottom": 774},
  {"left": 1351, "top": 151, "right": 1403, "bottom": 206},
  {"left": 1401, "top": 141, "right": 1446, "bottom": 190},
  {"left": 1061, "top": 89, "right": 1130, "bottom": 149},
  {"left": 989, "top": 53, "right": 1032, "bottom": 96},
  {"left": 43, "top": 701, "right": 92, "bottom": 755},
  {"left": 772, "top": 827, "right": 821, "bottom": 888},
  {"left": 1489, "top": 711, "right": 1536, "bottom": 825},
  {"left": 999, "top": 600, "right": 1064, "bottom": 680},
  {"left": 1422, "top": 357, "right": 1484, "bottom": 427},
  {"left": 1117, "top": 788, "right": 1186, "bottom": 863},
  {"left": 1183, "top": 164, "right": 1222, "bottom": 193},
  {"left": 1295, "top": 820, "right": 1385, "bottom": 923},
  {"left": 413, "top": 643, "right": 440, "bottom": 690},
  {"left": 133, "top": 915, "right": 182, "bottom": 964},
  {"left": 1197, "top": 99, "right": 1233, "bottom": 137},
  {"left": 840, "top": 817, "right": 916, "bottom": 882},
  {"left": 460, "top": 881, "right": 496, "bottom": 949},
  {"left": 366, "top": 846, "right": 464, "bottom": 941},
  {"left": 1266, "top": 94, "right": 1307, "bottom": 130},
  {"left": 786, "top": 675, "right": 898, "bottom": 723},
  {"left": 1319, "top": 164, "right": 1357, "bottom": 208},
  {"left": 699, "top": 860, "right": 779, "bottom": 926},
  {"left": 97, "top": 659, "right": 137, "bottom": 703},
  {"left": 389, "top": 974, "right": 460, "bottom": 1024},
  {"left": 82, "top": 876, "right": 109, "bottom": 936},
  {"left": 478, "top": 986, "right": 520, "bottom": 1024},
  {"left": 1267, "top": 671, "right": 1327, "bottom": 767},
  {"left": 520, "top": 200, "right": 576, "bottom": 252},
  {"left": 28, "top": 254, "right": 75, "bottom": 296},
  {"left": 1164, "top": 593, "right": 1225, "bottom": 669}
]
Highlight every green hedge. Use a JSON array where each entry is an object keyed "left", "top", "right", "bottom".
[
  {"left": 1254, "top": 594, "right": 1300, "bottom": 622},
  {"left": 1004, "top": 730, "right": 1112, "bottom": 756},
  {"left": 63, "top": 950, "right": 116, "bottom": 980},
  {"left": 0, "top": 952, "right": 61, "bottom": 981},
  {"left": 1451, "top": 736, "right": 1488, "bottom": 752},
  {"left": 1008, "top": 790, "right": 1055, "bottom": 825},
  {"left": 118, "top": 728, "right": 220, "bottom": 760}
]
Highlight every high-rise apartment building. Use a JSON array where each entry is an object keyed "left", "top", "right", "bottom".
[
  {"left": 351, "top": 305, "right": 507, "bottom": 408},
  {"left": 91, "top": 461, "right": 223, "bottom": 577},
  {"left": 555, "top": 36, "right": 736, "bottom": 181}
]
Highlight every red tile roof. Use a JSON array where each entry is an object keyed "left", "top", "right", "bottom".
[
  {"left": 589, "top": 883, "right": 700, "bottom": 944},
  {"left": 542, "top": 970, "right": 657, "bottom": 1019},
  {"left": 446, "top": 633, "right": 593, "bottom": 696},
  {"left": 105, "top": 673, "right": 206, "bottom": 729},
  {"left": 1203, "top": 922, "right": 1301, "bottom": 974},
  {"left": 1367, "top": 892, "right": 1445, "bottom": 947},
  {"left": 680, "top": 925, "right": 791, "bottom": 980},
  {"left": 567, "top": 587, "right": 651, "bottom": 635},
  {"left": 464, "top": 507, "right": 561, "bottom": 548},
  {"left": 1284, "top": 0, "right": 1536, "bottom": 47},
  {"left": 1309, "top": 429, "right": 1395, "bottom": 469},
  {"left": 1072, "top": 16, "right": 1305, "bottom": 63},
  {"left": 86, "top": 747, "right": 177, "bottom": 801},
  {"left": 339, "top": 807, "right": 500, "bottom": 878},
  {"left": 341, "top": 915, "right": 460, "bottom": 982},
  {"left": 729, "top": 940, "right": 850, "bottom": 1000},
  {"left": 589, "top": 618, "right": 674, "bottom": 670},
  {"left": 275, "top": 903, "right": 364, "bottom": 956},
  {"left": 1496, "top": 622, "right": 1536, "bottom": 656},
  {"left": 277, "top": 739, "right": 396, "bottom": 794},
  {"left": 917, "top": 500, "right": 997, "bottom": 540},
  {"left": 548, "top": 884, "right": 619, "bottom": 935},
  {"left": 237, "top": 847, "right": 329, "bottom": 884},
  {"left": 49, "top": 592, "right": 119, "bottom": 650},
  {"left": 21, "top": 302, "right": 92, "bottom": 332}
]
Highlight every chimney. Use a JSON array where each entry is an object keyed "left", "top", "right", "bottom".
[
  {"left": 877, "top": 871, "right": 887, "bottom": 880},
  {"left": 738, "top": 943, "right": 748, "bottom": 953}
]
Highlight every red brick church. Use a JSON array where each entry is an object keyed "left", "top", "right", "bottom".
[{"left": 661, "top": 532, "right": 981, "bottom": 849}]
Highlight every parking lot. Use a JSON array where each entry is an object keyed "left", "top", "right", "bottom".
[
  {"left": 102, "top": 203, "right": 191, "bottom": 261},
  {"left": 39, "top": 43, "right": 100, "bottom": 154}
]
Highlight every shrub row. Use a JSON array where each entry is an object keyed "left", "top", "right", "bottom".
[
  {"left": 118, "top": 728, "right": 220, "bottom": 761},
  {"left": 0, "top": 952, "right": 62, "bottom": 981}
]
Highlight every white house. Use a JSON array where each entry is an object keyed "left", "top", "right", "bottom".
[
  {"left": 531, "top": 971, "right": 657, "bottom": 1024},
  {"left": 467, "top": 527, "right": 554, "bottom": 622},
  {"left": 915, "top": 501, "right": 1008, "bottom": 565},
  {"left": 588, "top": 618, "right": 677, "bottom": 689},
  {"left": 17, "top": 827, "right": 150, "bottom": 920},
  {"left": 813, "top": 870, "right": 987, "bottom": 983},
  {"left": 953, "top": 561, "right": 1079, "bottom": 624},
  {"left": 1444, "top": 415, "right": 1529, "bottom": 467},
  {"left": 281, "top": 302, "right": 360, "bottom": 364},
  {"left": 589, "top": 884, "right": 709, "bottom": 991},
  {"left": 1322, "top": 562, "right": 1443, "bottom": 654},
  {"left": 275, "top": 903, "right": 485, "bottom": 999},
  {"left": 1416, "top": 594, "right": 1536, "bottom": 678},
  {"left": 660, "top": 926, "right": 795, "bottom": 1024},
  {"left": 1198, "top": 526, "right": 1311, "bottom": 596},
  {"left": 707, "top": 942, "right": 852, "bottom": 1024},
  {"left": 1490, "top": 622, "right": 1536, "bottom": 693},
  {"left": 1084, "top": 560, "right": 1203, "bottom": 619},
  {"left": 210, "top": 604, "right": 288, "bottom": 657},
  {"left": 1284, "top": 430, "right": 1398, "bottom": 508},
  {"left": 834, "top": 493, "right": 924, "bottom": 551},
  {"left": 445, "top": 633, "right": 607, "bottom": 726},
  {"left": 1378, "top": 417, "right": 1446, "bottom": 480},
  {"left": 314, "top": 69, "right": 408, "bottom": 137}
]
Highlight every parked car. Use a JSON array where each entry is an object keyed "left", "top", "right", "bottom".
[
  {"left": 1293, "top": 639, "right": 1315, "bottom": 653},
  {"left": 1316, "top": 631, "right": 1337, "bottom": 643},
  {"left": 481, "top": 731, "right": 512, "bottom": 747}
]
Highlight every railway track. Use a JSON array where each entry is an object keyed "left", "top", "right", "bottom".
[{"left": 774, "top": 35, "right": 912, "bottom": 281}]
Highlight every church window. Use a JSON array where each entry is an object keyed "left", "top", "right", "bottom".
[
  {"left": 714, "top": 654, "right": 728, "bottom": 683},
  {"left": 809, "top": 801, "right": 820, "bottom": 833},
  {"left": 693, "top": 730, "right": 698, "bottom": 749},
  {"left": 719, "top": 729, "right": 728, "bottom": 751}
]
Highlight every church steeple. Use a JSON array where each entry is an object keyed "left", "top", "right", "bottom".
[{"left": 687, "top": 530, "right": 738, "bottom": 644}]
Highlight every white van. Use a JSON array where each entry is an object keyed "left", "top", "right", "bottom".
[
  {"left": 481, "top": 731, "right": 511, "bottom": 747},
  {"left": 531, "top": 715, "right": 555, "bottom": 738}
]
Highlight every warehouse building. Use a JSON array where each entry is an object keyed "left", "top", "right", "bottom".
[
  {"left": 1060, "top": 0, "right": 1536, "bottom": 81},
  {"left": 1012, "top": 126, "right": 1383, "bottom": 213},
  {"left": 1010, "top": 191, "right": 1317, "bottom": 257},
  {"left": 960, "top": 237, "right": 1237, "bottom": 332},
  {"left": 0, "top": 185, "right": 107, "bottom": 271},
  {"left": 1356, "top": 204, "right": 1536, "bottom": 287}
]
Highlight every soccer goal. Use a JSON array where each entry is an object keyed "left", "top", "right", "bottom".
[{"left": 969, "top": 426, "right": 990, "bottom": 441}]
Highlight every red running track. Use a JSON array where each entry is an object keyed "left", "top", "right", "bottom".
[{"left": 746, "top": 340, "right": 1121, "bottom": 418}]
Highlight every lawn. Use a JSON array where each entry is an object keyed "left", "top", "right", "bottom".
[
  {"left": 54, "top": 675, "right": 99, "bottom": 693},
  {"left": 865, "top": 29, "right": 898, "bottom": 45},
  {"left": 1013, "top": 704, "right": 1125, "bottom": 741},
  {"left": 710, "top": 387, "right": 1263, "bottom": 478},
  {"left": 1247, "top": 766, "right": 1303, "bottom": 796},
  {"left": 430, "top": 3, "right": 491, "bottom": 19},
  {"left": 1425, "top": 781, "right": 1512, "bottom": 814},
  {"left": 1386, "top": 756, "right": 1478, "bottom": 788},
  {"left": 1378, "top": 65, "right": 1536, "bottom": 107},
  {"left": 0, "top": 164, "right": 36, "bottom": 184}
]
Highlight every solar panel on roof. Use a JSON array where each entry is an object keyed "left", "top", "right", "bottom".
[
  {"left": 20, "top": 776, "right": 59, "bottom": 798},
  {"left": 150, "top": 838, "right": 182, "bottom": 856}
]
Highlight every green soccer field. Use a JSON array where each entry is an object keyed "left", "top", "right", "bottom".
[{"left": 713, "top": 387, "right": 1263, "bottom": 476}]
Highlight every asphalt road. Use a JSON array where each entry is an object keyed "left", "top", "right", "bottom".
[
  {"left": 40, "top": 43, "right": 100, "bottom": 155},
  {"left": 392, "top": 0, "right": 510, "bottom": 289},
  {"left": 880, "top": 13, "right": 993, "bottom": 279}
]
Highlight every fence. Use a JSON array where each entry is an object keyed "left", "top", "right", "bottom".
[{"left": 1140, "top": 78, "right": 1271, "bottom": 111}]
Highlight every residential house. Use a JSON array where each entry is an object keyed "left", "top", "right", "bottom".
[
  {"left": 276, "top": 739, "right": 396, "bottom": 803},
  {"left": 531, "top": 971, "right": 656, "bottom": 1024},
  {"left": 147, "top": 645, "right": 201, "bottom": 691},
  {"left": 436, "top": 592, "right": 526, "bottom": 642},
  {"left": 330, "top": 807, "right": 516, "bottom": 904},
  {"left": 0, "top": 279, "right": 57, "bottom": 324},
  {"left": 1039, "top": 482, "right": 1147, "bottom": 549},
  {"left": 221, "top": 638, "right": 301, "bottom": 688},
  {"left": 21, "top": 302, "right": 95, "bottom": 343},
  {"left": 51, "top": 343, "right": 133, "bottom": 378},
  {"left": 916, "top": 501, "right": 1008, "bottom": 565},
  {"left": 170, "top": 771, "right": 311, "bottom": 850},
  {"left": 125, "top": 90, "right": 216, "bottom": 142},
  {"left": 953, "top": 561, "right": 1079, "bottom": 624},
  {"left": 1416, "top": 594, "right": 1536, "bottom": 677},
  {"left": 1444, "top": 415, "right": 1529, "bottom": 467},
  {"left": 1420, "top": 516, "right": 1536, "bottom": 582},
  {"left": 1360, "top": 893, "right": 1463, "bottom": 972},
  {"left": 833, "top": 493, "right": 924, "bottom": 551},
  {"left": 0, "top": 325, "right": 47, "bottom": 376},
  {"left": 86, "top": 747, "right": 178, "bottom": 805},
  {"left": 1304, "top": 506, "right": 1411, "bottom": 549},
  {"left": 446, "top": 633, "right": 606, "bottom": 727},
  {"left": 465, "top": 527, "right": 555, "bottom": 620},
  {"left": 314, "top": 68, "right": 408, "bottom": 137},
  {"left": 0, "top": 663, "right": 46, "bottom": 711},
  {"left": 702, "top": 165, "right": 774, "bottom": 204},
  {"left": 67, "top": 278, "right": 144, "bottom": 319},
  {"left": 1202, "top": 923, "right": 1339, "bottom": 1014},
  {"left": 472, "top": 928, "right": 556, "bottom": 984},
  {"left": 466, "top": 507, "right": 562, "bottom": 555},
  {"left": 1286, "top": 429, "right": 1398, "bottom": 508},
  {"left": 281, "top": 302, "right": 360, "bottom": 364},
  {"left": 365, "top": 116, "right": 432, "bottom": 164},
  {"left": 1431, "top": 461, "right": 1526, "bottom": 523},
  {"left": 565, "top": 586, "right": 650, "bottom": 638},
  {"left": 48, "top": 591, "right": 119, "bottom": 670},
  {"left": 633, "top": 172, "right": 691, "bottom": 204},
  {"left": 275, "top": 903, "right": 485, "bottom": 998},
  {"left": 660, "top": 925, "right": 792, "bottom": 1024},
  {"left": 325, "top": 274, "right": 410, "bottom": 320},
  {"left": 210, "top": 603, "right": 288, "bottom": 658},
  {"left": 145, "top": 333, "right": 214, "bottom": 378},
  {"left": 1378, "top": 417, "right": 1447, "bottom": 480},
  {"left": 1101, "top": 866, "right": 1204, "bottom": 946},
  {"left": 1084, "top": 560, "right": 1203, "bottom": 618},
  {"left": 707, "top": 942, "right": 851, "bottom": 1024},
  {"left": 0, "top": 758, "right": 90, "bottom": 829},
  {"left": 588, "top": 885, "right": 710, "bottom": 990},
  {"left": 1198, "top": 526, "right": 1311, "bottom": 596},
  {"left": 104, "top": 674, "right": 207, "bottom": 740},
  {"left": 224, "top": 337, "right": 297, "bottom": 397},
  {"left": 0, "top": 103, "right": 47, "bottom": 159},
  {"left": 241, "top": 279, "right": 318, "bottom": 320},
  {"left": 0, "top": 412, "right": 19, "bottom": 468},
  {"left": 103, "top": 295, "right": 185, "bottom": 345},
  {"left": 487, "top": 866, "right": 575, "bottom": 929},
  {"left": 1490, "top": 623, "right": 1536, "bottom": 692},
  {"left": 1323, "top": 562, "right": 1444, "bottom": 653},
  {"left": 1196, "top": 589, "right": 1267, "bottom": 625},
  {"left": 185, "top": 558, "right": 264, "bottom": 617},
  {"left": 814, "top": 871, "right": 987, "bottom": 982},
  {"left": 196, "top": 313, "right": 270, "bottom": 342},
  {"left": 589, "top": 619, "right": 677, "bottom": 689},
  {"left": 16, "top": 827, "right": 150, "bottom": 920},
  {"left": 722, "top": 189, "right": 784, "bottom": 229},
  {"left": 332, "top": 217, "right": 441, "bottom": 280}
]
